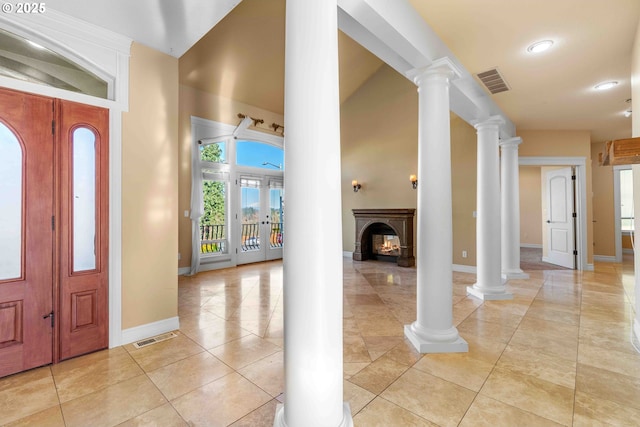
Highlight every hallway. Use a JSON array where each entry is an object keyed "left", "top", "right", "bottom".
[{"left": 1, "top": 257, "right": 639, "bottom": 426}]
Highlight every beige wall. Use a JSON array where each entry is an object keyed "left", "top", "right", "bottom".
[
  {"left": 450, "top": 115, "right": 478, "bottom": 265},
  {"left": 519, "top": 166, "right": 542, "bottom": 246},
  {"left": 518, "top": 130, "right": 594, "bottom": 264},
  {"left": 178, "top": 84, "right": 284, "bottom": 268},
  {"left": 591, "top": 142, "right": 616, "bottom": 257},
  {"left": 339, "top": 64, "right": 477, "bottom": 266},
  {"left": 121, "top": 43, "right": 179, "bottom": 329}
]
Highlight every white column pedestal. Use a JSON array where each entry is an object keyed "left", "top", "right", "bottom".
[
  {"left": 274, "top": 404, "right": 353, "bottom": 427},
  {"left": 467, "top": 116, "right": 513, "bottom": 301},
  {"left": 500, "top": 137, "right": 530, "bottom": 280},
  {"left": 275, "top": 1, "right": 353, "bottom": 426},
  {"left": 404, "top": 58, "right": 467, "bottom": 354}
]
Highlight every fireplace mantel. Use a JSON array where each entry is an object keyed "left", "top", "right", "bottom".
[{"left": 352, "top": 208, "right": 415, "bottom": 267}]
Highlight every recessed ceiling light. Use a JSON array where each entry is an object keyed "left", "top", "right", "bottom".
[
  {"left": 527, "top": 40, "right": 554, "bottom": 53},
  {"left": 594, "top": 81, "right": 619, "bottom": 91}
]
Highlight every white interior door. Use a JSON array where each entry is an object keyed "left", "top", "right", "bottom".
[{"left": 544, "top": 167, "right": 575, "bottom": 268}]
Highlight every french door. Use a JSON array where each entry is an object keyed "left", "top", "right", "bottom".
[
  {"left": 237, "top": 175, "right": 284, "bottom": 264},
  {"left": 0, "top": 88, "right": 108, "bottom": 377}
]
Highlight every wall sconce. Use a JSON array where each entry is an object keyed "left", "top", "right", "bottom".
[
  {"left": 410, "top": 174, "right": 418, "bottom": 189},
  {"left": 352, "top": 180, "right": 362, "bottom": 192}
]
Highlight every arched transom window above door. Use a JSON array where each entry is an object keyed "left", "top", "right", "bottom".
[{"left": 0, "top": 28, "right": 109, "bottom": 98}]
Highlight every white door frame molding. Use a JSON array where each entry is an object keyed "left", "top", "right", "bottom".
[
  {"left": 519, "top": 156, "right": 589, "bottom": 271},
  {"left": 191, "top": 116, "right": 284, "bottom": 272}
]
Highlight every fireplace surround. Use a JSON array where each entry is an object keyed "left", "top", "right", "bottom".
[{"left": 352, "top": 208, "right": 415, "bottom": 267}]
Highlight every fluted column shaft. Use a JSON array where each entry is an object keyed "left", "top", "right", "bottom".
[
  {"left": 467, "top": 116, "right": 513, "bottom": 301},
  {"left": 500, "top": 137, "right": 529, "bottom": 279},
  {"left": 404, "top": 58, "right": 468, "bottom": 354},
  {"left": 274, "top": 1, "right": 352, "bottom": 426}
]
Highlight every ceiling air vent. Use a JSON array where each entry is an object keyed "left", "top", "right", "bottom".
[{"left": 476, "top": 68, "right": 510, "bottom": 95}]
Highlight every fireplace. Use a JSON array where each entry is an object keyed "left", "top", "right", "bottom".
[{"left": 352, "top": 209, "right": 415, "bottom": 267}]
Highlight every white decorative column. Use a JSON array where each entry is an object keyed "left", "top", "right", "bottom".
[
  {"left": 467, "top": 116, "right": 513, "bottom": 300},
  {"left": 404, "top": 58, "right": 468, "bottom": 354},
  {"left": 633, "top": 165, "right": 640, "bottom": 351},
  {"left": 274, "top": 0, "right": 352, "bottom": 426},
  {"left": 500, "top": 137, "right": 529, "bottom": 279}
]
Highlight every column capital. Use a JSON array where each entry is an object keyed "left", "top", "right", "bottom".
[
  {"left": 406, "top": 57, "right": 462, "bottom": 87},
  {"left": 472, "top": 115, "right": 505, "bottom": 131},
  {"left": 499, "top": 136, "right": 523, "bottom": 148}
]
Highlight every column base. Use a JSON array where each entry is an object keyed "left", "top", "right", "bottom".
[
  {"left": 467, "top": 284, "right": 513, "bottom": 301},
  {"left": 502, "top": 269, "right": 530, "bottom": 280},
  {"left": 404, "top": 324, "right": 468, "bottom": 353},
  {"left": 274, "top": 403, "right": 353, "bottom": 427}
]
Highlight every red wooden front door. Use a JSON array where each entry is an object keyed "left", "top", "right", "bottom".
[
  {"left": 0, "top": 89, "right": 109, "bottom": 376},
  {"left": 0, "top": 89, "right": 55, "bottom": 377},
  {"left": 57, "top": 99, "right": 109, "bottom": 360}
]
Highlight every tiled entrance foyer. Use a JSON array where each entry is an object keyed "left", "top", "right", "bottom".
[{"left": 2, "top": 257, "right": 640, "bottom": 426}]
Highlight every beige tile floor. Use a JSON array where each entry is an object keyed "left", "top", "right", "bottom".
[{"left": 2, "top": 257, "right": 640, "bottom": 426}]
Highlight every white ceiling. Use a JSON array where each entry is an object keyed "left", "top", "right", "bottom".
[
  {"left": 409, "top": 0, "right": 640, "bottom": 143},
  {"left": 44, "top": 0, "right": 640, "bottom": 144},
  {"left": 45, "top": 0, "right": 242, "bottom": 57}
]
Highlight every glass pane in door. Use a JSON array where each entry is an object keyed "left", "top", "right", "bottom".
[
  {"left": 201, "top": 179, "right": 227, "bottom": 254},
  {"left": 241, "top": 180, "right": 260, "bottom": 252},
  {"left": 269, "top": 188, "right": 284, "bottom": 248},
  {"left": 72, "top": 127, "right": 97, "bottom": 272},
  {"left": 0, "top": 123, "right": 23, "bottom": 280}
]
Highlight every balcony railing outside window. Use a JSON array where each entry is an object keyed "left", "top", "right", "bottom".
[
  {"left": 200, "top": 224, "right": 226, "bottom": 254},
  {"left": 200, "top": 223, "right": 283, "bottom": 254}
]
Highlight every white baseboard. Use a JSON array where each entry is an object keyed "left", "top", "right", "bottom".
[
  {"left": 343, "top": 251, "right": 352, "bottom": 258},
  {"left": 453, "top": 264, "right": 477, "bottom": 274},
  {"left": 585, "top": 263, "right": 595, "bottom": 271},
  {"left": 121, "top": 316, "right": 180, "bottom": 346},
  {"left": 593, "top": 255, "right": 617, "bottom": 263},
  {"left": 178, "top": 267, "right": 190, "bottom": 275},
  {"left": 624, "top": 248, "right": 634, "bottom": 254},
  {"left": 521, "top": 243, "right": 542, "bottom": 249}
]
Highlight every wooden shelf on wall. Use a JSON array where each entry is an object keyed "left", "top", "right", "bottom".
[{"left": 599, "top": 137, "right": 640, "bottom": 166}]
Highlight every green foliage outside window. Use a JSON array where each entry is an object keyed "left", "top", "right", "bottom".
[{"left": 200, "top": 143, "right": 225, "bottom": 226}]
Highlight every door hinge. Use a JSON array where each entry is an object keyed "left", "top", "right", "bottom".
[
  {"left": 236, "top": 248, "right": 238, "bottom": 254},
  {"left": 572, "top": 212, "right": 577, "bottom": 218},
  {"left": 571, "top": 175, "right": 576, "bottom": 180},
  {"left": 51, "top": 216, "right": 55, "bottom": 230},
  {"left": 52, "top": 120, "right": 55, "bottom": 135},
  {"left": 573, "top": 250, "right": 578, "bottom": 256},
  {"left": 43, "top": 311, "right": 54, "bottom": 327}
]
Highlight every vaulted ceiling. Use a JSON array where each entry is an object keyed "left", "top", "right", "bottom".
[{"left": 39, "top": 0, "right": 640, "bottom": 143}]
